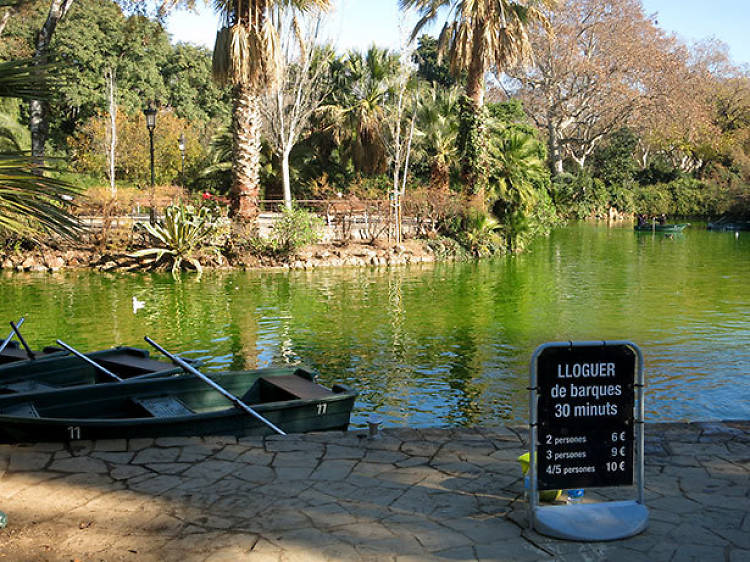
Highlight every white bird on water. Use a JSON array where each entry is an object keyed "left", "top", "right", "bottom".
[{"left": 132, "top": 296, "right": 145, "bottom": 314}]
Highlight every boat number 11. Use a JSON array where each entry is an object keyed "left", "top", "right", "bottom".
[
  {"left": 316, "top": 403, "right": 327, "bottom": 415},
  {"left": 67, "top": 426, "right": 81, "bottom": 440}
]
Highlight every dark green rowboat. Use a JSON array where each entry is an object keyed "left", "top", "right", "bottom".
[
  {"left": 0, "top": 367, "right": 357, "bottom": 442},
  {"left": 634, "top": 223, "right": 689, "bottom": 233},
  {"left": 0, "top": 341, "right": 66, "bottom": 365},
  {"left": 0, "top": 347, "right": 193, "bottom": 394}
]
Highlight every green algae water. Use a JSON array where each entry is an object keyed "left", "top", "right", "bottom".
[{"left": 1, "top": 223, "right": 747, "bottom": 428}]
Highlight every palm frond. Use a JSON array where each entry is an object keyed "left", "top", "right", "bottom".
[{"left": 0, "top": 152, "right": 81, "bottom": 239}]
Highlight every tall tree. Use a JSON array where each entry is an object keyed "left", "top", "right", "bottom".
[
  {"left": 212, "top": 0, "right": 330, "bottom": 221},
  {"left": 400, "top": 0, "right": 553, "bottom": 193},
  {"left": 261, "top": 8, "right": 332, "bottom": 209},
  {"left": 27, "top": 0, "right": 192, "bottom": 165},
  {"left": 511, "top": 0, "right": 689, "bottom": 174}
]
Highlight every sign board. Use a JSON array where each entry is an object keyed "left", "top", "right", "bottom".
[
  {"left": 536, "top": 344, "right": 635, "bottom": 490},
  {"left": 528, "top": 341, "right": 648, "bottom": 541}
]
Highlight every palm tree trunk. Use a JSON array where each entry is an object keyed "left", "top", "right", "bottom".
[
  {"left": 459, "top": 25, "right": 487, "bottom": 198},
  {"left": 465, "top": 23, "right": 486, "bottom": 110},
  {"left": 30, "top": 0, "right": 75, "bottom": 165},
  {"left": 231, "top": 84, "right": 262, "bottom": 221}
]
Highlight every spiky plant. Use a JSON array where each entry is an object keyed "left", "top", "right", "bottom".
[{"left": 131, "top": 205, "right": 218, "bottom": 273}]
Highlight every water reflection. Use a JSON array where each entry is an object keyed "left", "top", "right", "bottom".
[{"left": 0, "top": 224, "right": 748, "bottom": 427}]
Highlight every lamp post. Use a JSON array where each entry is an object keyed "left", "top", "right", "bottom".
[
  {"left": 143, "top": 102, "right": 157, "bottom": 224},
  {"left": 178, "top": 132, "right": 186, "bottom": 190}
]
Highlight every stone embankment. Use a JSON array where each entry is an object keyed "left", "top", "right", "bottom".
[
  {"left": 0, "top": 421, "right": 747, "bottom": 561},
  {"left": 0, "top": 240, "right": 440, "bottom": 273}
]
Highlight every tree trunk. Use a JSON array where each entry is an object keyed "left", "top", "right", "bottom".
[
  {"left": 547, "top": 119, "right": 564, "bottom": 176},
  {"left": 30, "top": 0, "right": 75, "bottom": 165},
  {"left": 231, "top": 84, "right": 262, "bottom": 221},
  {"left": 0, "top": 8, "right": 14, "bottom": 38},
  {"left": 465, "top": 23, "right": 486, "bottom": 110},
  {"left": 459, "top": 25, "right": 487, "bottom": 197},
  {"left": 281, "top": 145, "right": 292, "bottom": 210},
  {"left": 106, "top": 67, "right": 117, "bottom": 197}
]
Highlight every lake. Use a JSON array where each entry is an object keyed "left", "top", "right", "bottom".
[{"left": 1, "top": 223, "right": 747, "bottom": 428}]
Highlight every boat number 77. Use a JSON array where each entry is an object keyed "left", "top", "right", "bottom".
[
  {"left": 316, "top": 403, "right": 327, "bottom": 415},
  {"left": 67, "top": 426, "right": 81, "bottom": 440}
]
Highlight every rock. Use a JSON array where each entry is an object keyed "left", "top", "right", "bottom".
[
  {"left": 1, "top": 259, "right": 13, "bottom": 269},
  {"left": 45, "top": 256, "right": 65, "bottom": 270},
  {"left": 21, "top": 256, "right": 37, "bottom": 270}
]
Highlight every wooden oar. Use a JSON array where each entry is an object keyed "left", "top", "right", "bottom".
[
  {"left": 55, "top": 339, "right": 123, "bottom": 382},
  {"left": 10, "top": 320, "right": 34, "bottom": 360},
  {"left": 0, "top": 317, "right": 25, "bottom": 355},
  {"left": 144, "top": 336, "right": 287, "bottom": 436}
]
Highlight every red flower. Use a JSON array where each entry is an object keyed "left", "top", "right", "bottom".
[{"left": 202, "top": 192, "right": 211, "bottom": 200}]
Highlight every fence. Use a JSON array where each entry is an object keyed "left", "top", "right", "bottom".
[{"left": 76, "top": 194, "right": 463, "bottom": 244}]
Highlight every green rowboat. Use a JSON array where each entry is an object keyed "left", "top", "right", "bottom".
[
  {"left": 0, "top": 347, "right": 194, "bottom": 394},
  {"left": 0, "top": 341, "right": 66, "bottom": 365},
  {"left": 634, "top": 223, "right": 689, "bottom": 233},
  {"left": 0, "top": 367, "right": 357, "bottom": 442}
]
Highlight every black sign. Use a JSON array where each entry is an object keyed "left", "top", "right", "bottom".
[{"left": 536, "top": 344, "right": 636, "bottom": 490}]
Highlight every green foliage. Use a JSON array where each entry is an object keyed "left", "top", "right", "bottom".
[
  {"left": 0, "top": 0, "right": 229, "bottom": 150},
  {"left": 589, "top": 128, "right": 639, "bottom": 188},
  {"left": 253, "top": 207, "right": 324, "bottom": 257},
  {"left": 413, "top": 35, "right": 457, "bottom": 88},
  {"left": 426, "top": 236, "right": 471, "bottom": 261},
  {"left": 131, "top": 204, "right": 219, "bottom": 273},
  {"left": 551, "top": 172, "right": 610, "bottom": 220}
]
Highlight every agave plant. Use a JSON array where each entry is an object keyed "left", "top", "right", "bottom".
[{"left": 131, "top": 205, "right": 218, "bottom": 273}]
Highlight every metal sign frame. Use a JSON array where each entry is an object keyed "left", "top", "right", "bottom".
[{"left": 528, "top": 340, "right": 648, "bottom": 541}]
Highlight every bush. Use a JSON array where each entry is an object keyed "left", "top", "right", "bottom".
[{"left": 256, "top": 206, "right": 324, "bottom": 257}]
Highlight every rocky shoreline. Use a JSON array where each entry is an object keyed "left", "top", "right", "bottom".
[{"left": 0, "top": 239, "right": 445, "bottom": 274}]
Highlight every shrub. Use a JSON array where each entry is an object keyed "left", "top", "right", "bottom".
[{"left": 256, "top": 206, "right": 324, "bottom": 257}]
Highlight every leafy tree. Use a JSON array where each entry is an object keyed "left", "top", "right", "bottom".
[
  {"left": 413, "top": 34, "right": 454, "bottom": 88},
  {"left": 163, "top": 43, "right": 230, "bottom": 124},
  {"left": 589, "top": 127, "right": 639, "bottom": 188}
]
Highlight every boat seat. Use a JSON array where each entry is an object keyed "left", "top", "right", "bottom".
[
  {"left": 2, "top": 381, "right": 56, "bottom": 394},
  {"left": 0, "top": 402, "right": 40, "bottom": 418},
  {"left": 259, "top": 375, "right": 332, "bottom": 400},
  {"left": 98, "top": 352, "right": 175, "bottom": 374},
  {"left": 132, "top": 396, "right": 194, "bottom": 417}
]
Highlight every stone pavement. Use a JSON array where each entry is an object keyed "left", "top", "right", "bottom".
[{"left": 0, "top": 421, "right": 747, "bottom": 561}]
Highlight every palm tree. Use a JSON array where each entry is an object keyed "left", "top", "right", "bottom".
[
  {"left": 322, "top": 47, "right": 401, "bottom": 176},
  {"left": 211, "top": 0, "right": 330, "bottom": 221},
  {"left": 401, "top": 0, "right": 553, "bottom": 191},
  {"left": 488, "top": 126, "right": 549, "bottom": 250},
  {"left": 415, "top": 85, "right": 459, "bottom": 191},
  {"left": 0, "top": 58, "right": 79, "bottom": 238}
]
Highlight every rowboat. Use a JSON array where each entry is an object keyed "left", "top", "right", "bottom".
[
  {"left": 633, "top": 223, "right": 689, "bottom": 233},
  {"left": 0, "top": 341, "right": 66, "bottom": 365},
  {"left": 0, "top": 367, "right": 357, "bottom": 442},
  {"left": 0, "top": 346, "right": 194, "bottom": 394}
]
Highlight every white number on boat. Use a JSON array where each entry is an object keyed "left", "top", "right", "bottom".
[
  {"left": 67, "top": 426, "right": 81, "bottom": 440},
  {"left": 317, "top": 403, "right": 327, "bottom": 415}
]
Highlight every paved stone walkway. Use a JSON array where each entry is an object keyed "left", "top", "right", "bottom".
[{"left": 0, "top": 421, "right": 747, "bottom": 561}]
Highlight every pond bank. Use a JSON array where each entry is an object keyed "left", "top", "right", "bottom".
[
  {"left": 0, "top": 239, "right": 444, "bottom": 273},
  {"left": 0, "top": 420, "right": 747, "bottom": 561}
]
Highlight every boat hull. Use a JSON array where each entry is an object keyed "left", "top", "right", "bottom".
[
  {"left": 634, "top": 223, "right": 688, "bottom": 233},
  {"left": 0, "top": 368, "right": 357, "bottom": 442},
  {"left": 0, "top": 347, "right": 192, "bottom": 393}
]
